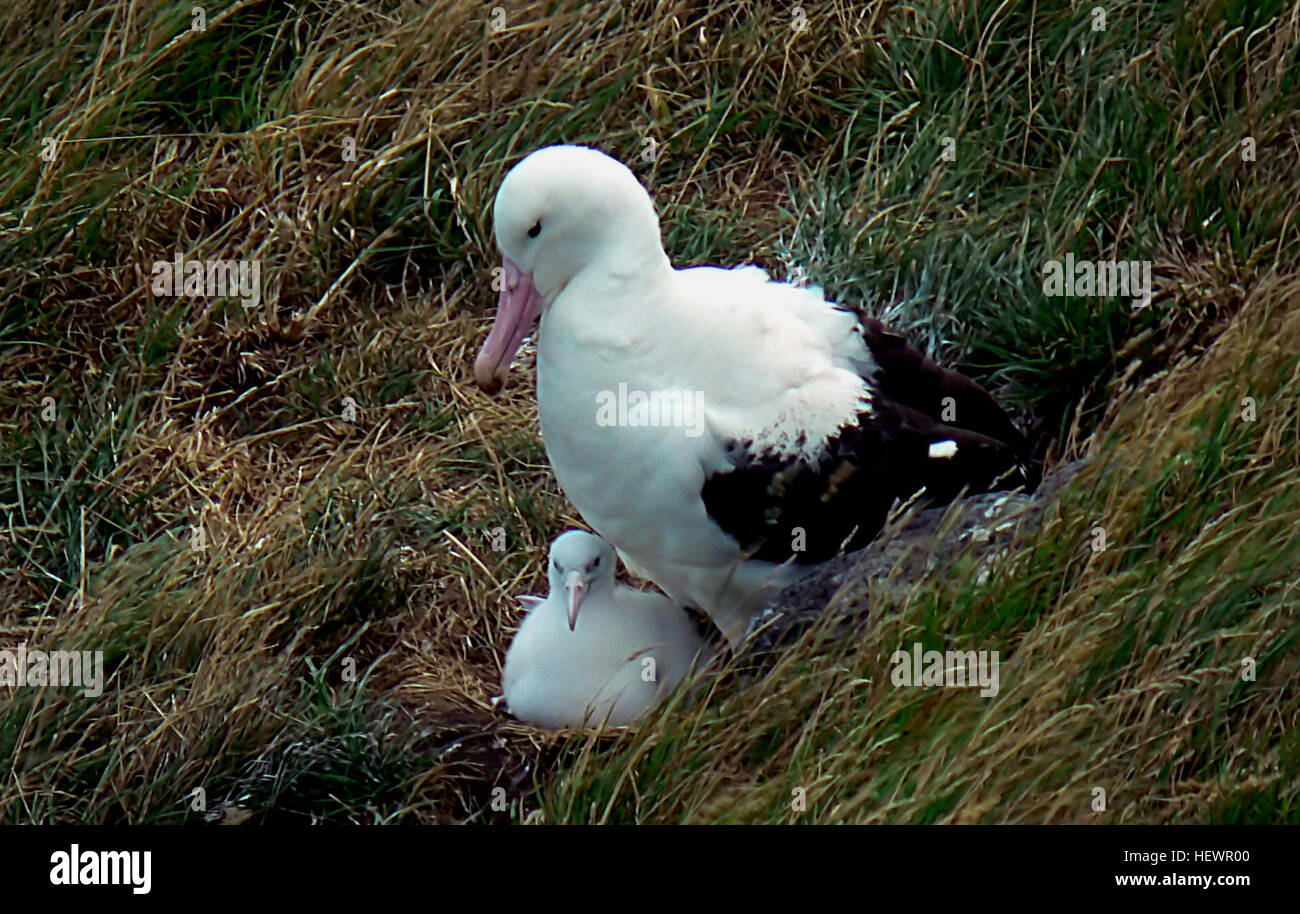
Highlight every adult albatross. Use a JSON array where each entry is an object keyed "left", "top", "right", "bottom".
[{"left": 475, "top": 145, "right": 1030, "bottom": 648}]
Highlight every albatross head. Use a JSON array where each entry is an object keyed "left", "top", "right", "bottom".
[
  {"left": 473, "top": 145, "right": 663, "bottom": 392},
  {"left": 548, "top": 529, "right": 617, "bottom": 631}
]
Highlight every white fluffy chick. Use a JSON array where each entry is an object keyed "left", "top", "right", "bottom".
[{"left": 502, "top": 530, "right": 710, "bottom": 729}]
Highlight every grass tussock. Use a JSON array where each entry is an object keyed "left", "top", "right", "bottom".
[{"left": 1, "top": 0, "right": 1297, "bottom": 822}]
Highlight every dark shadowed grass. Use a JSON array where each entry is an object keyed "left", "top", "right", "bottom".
[{"left": 1, "top": 0, "right": 1297, "bottom": 823}]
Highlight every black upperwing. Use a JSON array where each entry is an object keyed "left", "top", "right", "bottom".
[
  {"left": 856, "top": 317, "right": 1029, "bottom": 459},
  {"left": 700, "top": 319, "right": 1031, "bottom": 566}
]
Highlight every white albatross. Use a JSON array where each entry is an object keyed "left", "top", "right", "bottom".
[
  {"left": 475, "top": 145, "right": 1031, "bottom": 649},
  {"left": 501, "top": 530, "right": 710, "bottom": 730}
]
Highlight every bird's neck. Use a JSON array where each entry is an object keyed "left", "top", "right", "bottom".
[{"left": 541, "top": 253, "right": 673, "bottom": 354}]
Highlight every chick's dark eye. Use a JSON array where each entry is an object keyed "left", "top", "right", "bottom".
[{"left": 527, "top": 220, "right": 542, "bottom": 239}]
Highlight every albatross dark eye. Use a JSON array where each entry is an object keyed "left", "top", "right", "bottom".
[{"left": 527, "top": 220, "right": 542, "bottom": 238}]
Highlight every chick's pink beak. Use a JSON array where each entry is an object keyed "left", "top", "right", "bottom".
[
  {"left": 474, "top": 255, "right": 543, "bottom": 393},
  {"left": 563, "top": 570, "right": 587, "bottom": 631}
]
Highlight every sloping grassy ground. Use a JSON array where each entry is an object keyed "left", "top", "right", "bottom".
[{"left": 1, "top": 0, "right": 1296, "bottom": 823}]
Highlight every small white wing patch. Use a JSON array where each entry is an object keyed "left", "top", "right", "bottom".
[{"left": 929, "top": 440, "right": 959, "bottom": 459}]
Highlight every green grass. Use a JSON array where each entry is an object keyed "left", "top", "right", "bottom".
[{"left": 1, "top": 0, "right": 1297, "bottom": 824}]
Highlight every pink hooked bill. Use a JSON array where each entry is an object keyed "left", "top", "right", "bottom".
[
  {"left": 563, "top": 570, "right": 587, "bottom": 631},
  {"left": 473, "top": 255, "right": 543, "bottom": 392}
]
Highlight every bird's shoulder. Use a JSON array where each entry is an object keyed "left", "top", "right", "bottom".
[{"left": 672, "top": 265, "right": 862, "bottom": 351}]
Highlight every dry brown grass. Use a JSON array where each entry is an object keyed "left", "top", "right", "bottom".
[{"left": 2, "top": 0, "right": 1297, "bottom": 822}]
